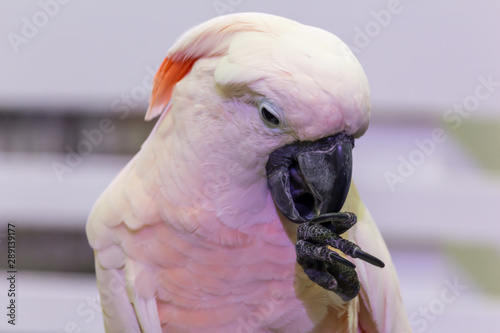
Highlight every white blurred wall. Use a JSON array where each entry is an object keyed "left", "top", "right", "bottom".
[{"left": 1, "top": 0, "right": 499, "bottom": 116}]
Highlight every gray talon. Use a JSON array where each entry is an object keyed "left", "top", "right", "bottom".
[{"left": 352, "top": 248, "right": 385, "bottom": 268}]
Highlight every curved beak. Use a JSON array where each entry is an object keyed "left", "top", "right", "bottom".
[{"left": 266, "top": 133, "right": 354, "bottom": 223}]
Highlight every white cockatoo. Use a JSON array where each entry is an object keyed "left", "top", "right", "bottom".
[{"left": 87, "top": 12, "right": 411, "bottom": 333}]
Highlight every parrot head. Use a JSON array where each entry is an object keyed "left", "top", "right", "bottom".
[{"left": 146, "top": 13, "right": 370, "bottom": 226}]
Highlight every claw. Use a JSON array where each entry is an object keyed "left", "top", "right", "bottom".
[
  {"left": 295, "top": 212, "right": 384, "bottom": 300},
  {"left": 310, "top": 212, "right": 357, "bottom": 235},
  {"left": 310, "top": 212, "right": 356, "bottom": 224},
  {"left": 327, "top": 250, "right": 356, "bottom": 269},
  {"left": 296, "top": 240, "right": 355, "bottom": 269},
  {"left": 298, "top": 219, "right": 385, "bottom": 269},
  {"left": 352, "top": 248, "right": 385, "bottom": 268}
]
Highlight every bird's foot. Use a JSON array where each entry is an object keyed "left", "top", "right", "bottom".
[{"left": 295, "top": 212, "right": 385, "bottom": 302}]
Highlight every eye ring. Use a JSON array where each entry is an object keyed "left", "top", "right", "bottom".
[{"left": 259, "top": 100, "right": 282, "bottom": 129}]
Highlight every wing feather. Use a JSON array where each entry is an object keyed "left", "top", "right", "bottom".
[
  {"left": 87, "top": 155, "right": 163, "bottom": 333},
  {"left": 343, "top": 183, "right": 412, "bottom": 333}
]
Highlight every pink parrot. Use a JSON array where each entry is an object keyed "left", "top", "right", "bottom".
[{"left": 87, "top": 12, "right": 411, "bottom": 333}]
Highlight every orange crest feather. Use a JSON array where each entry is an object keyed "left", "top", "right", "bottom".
[
  {"left": 144, "top": 13, "right": 277, "bottom": 121},
  {"left": 145, "top": 57, "right": 196, "bottom": 120}
]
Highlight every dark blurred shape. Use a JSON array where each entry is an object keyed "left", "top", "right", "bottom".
[
  {"left": 0, "top": 109, "right": 154, "bottom": 154},
  {"left": 0, "top": 227, "right": 95, "bottom": 273}
]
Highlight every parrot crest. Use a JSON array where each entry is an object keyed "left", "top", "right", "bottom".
[
  {"left": 146, "top": 13, "right": 370, "bottom": 143},
  {"left": 146, "top": 13, "right": 270, "bottom": 120}
]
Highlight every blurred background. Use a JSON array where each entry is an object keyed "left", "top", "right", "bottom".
[{"left": 1, "top": 1, "right": 499, "bottom": 332}]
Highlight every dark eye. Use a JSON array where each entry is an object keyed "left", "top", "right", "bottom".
[
  {"left": 261, "top": 106, "right": 280, "bottom": 126},
  {"left": 258, "top": 100, "right": 283, "bottom": 129}
]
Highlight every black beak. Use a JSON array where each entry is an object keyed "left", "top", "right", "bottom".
[{"left": 266, "top": 133, "right": 354, "bottom": 223}]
